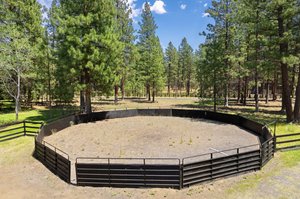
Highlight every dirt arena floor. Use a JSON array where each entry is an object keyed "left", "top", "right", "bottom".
[{"left": 44, "top": 116, "right": 260, "bottom": 161}]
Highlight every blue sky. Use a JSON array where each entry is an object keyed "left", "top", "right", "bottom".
[{"left": 37, "top": 0, "right": 213, "bottom": 51}]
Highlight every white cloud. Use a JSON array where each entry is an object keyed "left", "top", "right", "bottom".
[
  {"left": 125, "top": 0, "right": 141, "bottom": 18},
  {"left": 204, "top": 3, "right": 208, "bottom": 7},
  {"left": 150, "top": 0, "right": 167, "bottom": 14},
  {"left": 202, "top": 12, "right": 210, "bottom": 17},
  {"left": 180, "top": 4, "right": 187, "bottom": 10}
]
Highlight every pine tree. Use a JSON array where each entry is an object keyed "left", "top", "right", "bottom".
[
  {"left": 137, "top": 2, "right": 165, "bottom": 102},
  {"left": 0, "top": 0, "right": 43, "bottom": 120},
  {"left": 114, "top": 0, "right": 136, "bottom": 103},
  {"left": 55, "top": 0, "right": 122, "bottom": 113},
  {"left": 165, "top": 42, "right": 178, "bottom": 96},
  {"left": 207, "top": 0, "right": 234, "bottom": 106},
  {"left": 178, "top": 38, "right": 194, "bottom": 96}
]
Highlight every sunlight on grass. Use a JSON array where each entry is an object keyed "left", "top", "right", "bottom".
[
  {"left": 0, "top": 107, "right": 78, "bottom": 125},
  {"left": 280, "top": 150, "right": 300, "bottom": 167}
]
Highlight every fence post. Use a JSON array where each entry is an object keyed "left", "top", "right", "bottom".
[
  {"left": 23, "top": 121, "right": 26, "bottom": 136},
  {"left": 237, "top": 148, "right": 240, "bottom": 172},
  {"left": 260, "top": 144, "right": 264, "bottom": 168},
  {"left": 179, "top": 160, "right": 183, "bottom": 190},
  {"left": 274, "top": 131, "right": 277, "bottom": 152}
]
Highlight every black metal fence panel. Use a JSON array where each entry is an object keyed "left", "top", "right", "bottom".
[
  {"left": 34, "top": 139, "right": 71, "bottom": 183},
  {"left": 182, "top": 149, "right": 261, "bottom": 188},
  {"left": 76, "top": 158, "right": 181, "bottom": 189},
  {"left": 172, "top": 109, "right": 206, "bottom": 118},
  {"left": 239, "top": 116, "right": 265, "bottom": 137}
]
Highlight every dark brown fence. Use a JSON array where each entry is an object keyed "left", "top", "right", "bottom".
[
  {"left": 0, "top": 121, "right": 43, "bottom": 142},
  {"left": 76, "top": 158, "right": 181, "bottom": 189},
  {"left": 275, "top": 133, "right": 300, "bottom": 151},
  {"left": 34, "top": 139, "right": 71, "bottom": 183},
  {"left": 182, "top": 144, "right": 261, "bottom": 188}
]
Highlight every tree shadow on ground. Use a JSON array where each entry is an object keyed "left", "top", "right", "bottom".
[{"left": 24, "top": 107, "right": 79, "bottom": 122}]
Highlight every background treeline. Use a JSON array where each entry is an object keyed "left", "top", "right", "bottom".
[
  {"left": 197, "top": 0, "right": 300, "bottom": 122},
  {"left": 1, "top": 0, "right": 300, "bottom": 123},
  {"left": 0, "top": 0, "right": 198, "bottom": 119}
]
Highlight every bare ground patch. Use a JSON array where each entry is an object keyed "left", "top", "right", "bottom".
[{"left": 44, "top": 116, "right": 260, "bottom": 160}]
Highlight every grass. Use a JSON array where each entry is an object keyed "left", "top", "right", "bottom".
[
  {"left": 226, "top": 149, "right": 300, "bottom": 197},
  {"left": 0, "top": 105, "right": 79, "bottom": 142},
  {"left": 0, "top": 106, "right": 78, "bottom": 126}
]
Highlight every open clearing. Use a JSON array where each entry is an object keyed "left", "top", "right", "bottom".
[{"left": 44, "top": 116, "right": 259, "bottom": 160}]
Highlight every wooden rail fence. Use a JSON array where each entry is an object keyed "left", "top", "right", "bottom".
[
  {"left": 275, "top": 133, "right": 300, "bottom": 151},
  {"left": 0, "top": 121, "right": 43, "bottom": 142}
]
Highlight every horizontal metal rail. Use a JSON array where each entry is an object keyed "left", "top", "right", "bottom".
[
  {"left": 182, "top": 144, "right": 260, "bottom": 163},
  {"left": 276, "top": 132, "right": 300, "bottom": 138}
]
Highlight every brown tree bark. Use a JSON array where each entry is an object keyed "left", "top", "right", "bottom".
[
  {"left": 243, "top": 76, "right": 248, "bottom": 106},
  {"left": 84, "top": 68, "right": 92, "bottom": 114},
  {"left": 114, "top": 85, "right": 119, "bottom": 104},
  {"left": 121, "top": 77, "right": 125, "bottom": 100},
  {"left": 237, "top": 77, "right": 241, "bottom": 103},
  {"left": 273, "top": 71, "right": 278, "bottom": 100},
  {"left": 293, "top": 66, "right": 300, "bottom": 121},
  {"left": 266, "top": 81, "right": 269, "bottom": 104},
  {"left": 278, "top": 6, "right": 293, "bottom": 122},
  {"left": 152, "top": 83, "right": 155, "bottom": 102},
  {"left": 146, "top": 84, "right": 151, "bottom": 101}
]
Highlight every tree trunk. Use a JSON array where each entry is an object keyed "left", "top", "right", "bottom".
[
  {"left": 261, "top": 82, "right": 264, "bottom": 98},
  {"left": 84, "top": 68, "right": 92, "bottom": 114},
  {"left": 255, "top": 68, "right": 259, "bottom": 112},
  {"left": 47, "top": 46, "right": 52, "bottom": 107},
  {"left": 121, "top": 77, "right": 125, "bottom": 100},
  {"left": 243, "top": 76, "right": 248, "bottom": 106},
  {"left": 152, "top": 83, "right": 155, "bottom": 103},
  {"left": 114, "top": 85, "right": 119, "bottom": 104},
  {"left": 15, "top": 69, "right": 21, "bottom": 121},
  {"left": 273, "top": 71, "right": 278, "bottom": 100},
  {"left": 255, "top": 5, "right": 259, "bottom": 112},
  {"left": 266, "top": 81, "right": 269, "bottom": 104},
  {"left": 80, "top": 74, "right": 85, "bottom": 112},
  {"left": 186, "top": 78, "right": 191, "bottom": 97},
  {"left": 291, "top": 65, "right": 296, "bottom": 98},
  {"left": 146, "top": 84, "right": 151, "bottom": 101},
  {"left": 293, "top": 65, "right": 300, "bottom": 121},
  {"left": 168, "top": 63, "right": 171, "bottom": 97},
  {"left": 224, "top": 83, "right": 229, "bottom": 107},
  {"left": 214, "top": 70, "right": 217, "bottom": 112},
  {"left": 278, "top": 6, "right": 293, "bottom": 122},
  {"left": 237, "top": 77, "right": 241, "bottom": 103}
]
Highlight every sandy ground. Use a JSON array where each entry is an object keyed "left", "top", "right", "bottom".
[{"left": 44, "top": 116, "right": 260, "bottom": 161}]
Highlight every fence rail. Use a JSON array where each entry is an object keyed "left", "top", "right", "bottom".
[
  {"left": 275, "top": 133, "right": 300, "bottom": 151},
  {"left": 182, "top": 145, "right": 261, "bottom": 188},
  {"left": 75, "top": 158, "right": 181, "bottom": 189},
  {"left": 0, "top": 121, "right": 43, "bottom": 142}
]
